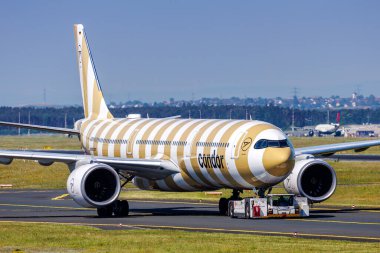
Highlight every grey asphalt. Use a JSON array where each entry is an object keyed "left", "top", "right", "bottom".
[{"left": 0, "top": 189, "right": 379, "bottom": 242}]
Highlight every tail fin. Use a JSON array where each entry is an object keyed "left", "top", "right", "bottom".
[
  {"left": 74, "top": 24, "right": 113, "bottom": 119},
  {"left": 336, "top": 112, "right": 341, "bottom": 125}
]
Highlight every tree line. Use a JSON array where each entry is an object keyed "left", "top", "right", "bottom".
[{"left": 0, "top": 105, "right": 378, "bottom": 135}]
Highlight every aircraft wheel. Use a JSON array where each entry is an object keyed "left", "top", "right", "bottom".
[
  {"left": 97, "top": 204, "right": 113, "bottom": 217},
  {"left": 228, "top": 202, "right": 234, "bottom": 218},
  {"left": 245, "top": 203, "right": 250, "bottom": 219},
  {"left": 219, "top": 197, "right": 228, "bottom": 215},
  {"left": 113, "top": 200, "right": 129, "bottom": 217}
]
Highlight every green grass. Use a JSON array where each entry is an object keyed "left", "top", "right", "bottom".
[
  {"left": 0, "top": 135, "right": 81, "bottom": 150},
  {"left": 290, "top": 137, "right": 380, "bottom": 154},
  {"left": 0, "top": 222, "right": 378, "bottom": 253},
  {"left": 0, "top": 160, "right": 68, "bottom": 189}
]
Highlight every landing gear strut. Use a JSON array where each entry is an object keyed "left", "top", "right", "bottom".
[
  {"left": 253, "top": 187, "right": 272, "bottom": 198},
  {"left": 219, "top": 189, "right": 243, "bottom": 215},
  {"left": 97, "top": 173, "right": 133, "bottom": 218},
  {"left": 97, "top": 200, "right": 129, "bottom": 218}
]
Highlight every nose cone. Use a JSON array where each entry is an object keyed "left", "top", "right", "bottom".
[{"left": 262, "top": 147, "right": 295, "bottom": 177}]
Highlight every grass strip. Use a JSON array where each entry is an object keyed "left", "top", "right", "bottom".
[{"left": 0, "top": 222, "right": 379, "bottom": 252}]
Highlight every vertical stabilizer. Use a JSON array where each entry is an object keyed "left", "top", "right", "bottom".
[
  {"left": 74, "top": 24, "right": 113, "bottom": 119},
  {"left": 336, "top": 112, "right": 341, "bottom": 126}
]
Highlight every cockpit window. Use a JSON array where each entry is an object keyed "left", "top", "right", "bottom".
[{"left": 254, "top": 139, "right": 289, "bottom": 149}]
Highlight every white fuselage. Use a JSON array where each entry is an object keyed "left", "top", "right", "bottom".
[{"left": 78, "top": 117, "right": 295, "bottom": 191}]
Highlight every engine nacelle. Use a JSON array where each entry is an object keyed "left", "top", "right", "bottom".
[
  {"left": 284, "top": 158, "right": 337, "bottom": 203},
  {"left": 67, "top": 163, "right": 120, "bottom": 208}
]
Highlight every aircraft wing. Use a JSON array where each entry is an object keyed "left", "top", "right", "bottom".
[
  {"left": 0, "top": 121, "right": 79, "bottom": 135},
  {"left": 0, "top": 149, "right": 179, "bottom": 180},
  {"left": 295, "top": 139, "right": 380, "bottom": 156}
]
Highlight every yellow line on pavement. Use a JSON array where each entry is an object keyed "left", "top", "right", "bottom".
[
  {"left": 0, "top": 203, "right": 91, "bottom": 210},
  {"left": 129, "top": 199, "right": 218, "bottom": 206},
  {"left": 51, "top": 193, "right": 69, "bottom": 200},
  {"left": 290, "top": 219, "right": 380, "bottom": 226}
]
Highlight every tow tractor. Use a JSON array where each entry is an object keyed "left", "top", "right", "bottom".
[{"left": 228, "top": 194, "right": 309, "bottom": 219}]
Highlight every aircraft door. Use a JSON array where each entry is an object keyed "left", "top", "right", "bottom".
[
  {"left": 127, "top": 129, "right": 139, "bottom": 157},
  {"left": 231, "top": 131, "right": 247, "bottom": 159},
  {"left": 185, "top": 130, "right": 198, "bottom": 158}
]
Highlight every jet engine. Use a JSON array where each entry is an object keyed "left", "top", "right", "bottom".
[
  {"left": 67, "top": 163, "right": 120, "bottom": 208},
  {"left": 284, "top": 158, "right": 337, "bottom": 203}
]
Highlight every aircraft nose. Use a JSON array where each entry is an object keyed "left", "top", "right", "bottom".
[{"left": 262, "top": 147, "right": 295, "bottom": 177}]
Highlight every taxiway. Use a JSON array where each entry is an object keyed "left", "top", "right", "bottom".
[{"left": 0, "top": 190, "right": 379, "bottom": 242}]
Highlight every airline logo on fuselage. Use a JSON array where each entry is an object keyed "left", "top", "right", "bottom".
[
  {"left": 198, "top": 150, "right": 224, "bottom": 169},
  {"left": 241, "top": 137, "right": 252, "bottom": 151}
]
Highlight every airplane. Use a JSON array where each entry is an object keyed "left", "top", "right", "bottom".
[
  {"left": 315, "top": 112, "right": 341, "bottom": 136},
  {"left": 0, "top": 24, "right": 380, "bottom": 217}
]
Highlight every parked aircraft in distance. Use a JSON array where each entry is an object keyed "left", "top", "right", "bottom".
[
  {"left": 315, "top": 112, "right": 341, "bottom": 136},
  {"left": 0, "top": 25, "right": 379, "bottom": 217}
]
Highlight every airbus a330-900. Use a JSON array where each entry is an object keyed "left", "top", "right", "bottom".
[{"left": 0, "top": 24, "right": 379, "bottom": 217}]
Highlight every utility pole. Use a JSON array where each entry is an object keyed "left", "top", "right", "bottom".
[
  {"left": 292, "top": 87, "right": 298, "bottom": 132},
  {"left": 28, "top": 111, "right": 31, "bottom": 136},
  {"left": 64, "top": 113, "right": 67, "bottom": 128},
  {"left": 327, "top": 110, "right": 330, "bottom": 124},
  {"left": 18, "top": 111, "right": 21, "bottom": 136}
]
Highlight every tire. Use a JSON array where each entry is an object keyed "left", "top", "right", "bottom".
[
  {"left": 97, "top": 205, "right": 113, "bottom": 218},
  {"left": 228, "top": 202, "right": 234, "bottom": 218},
  {"left": 245, "top": 203, "right": 250, "bottom": 219},
  {"left": 219, "top": 198, "right": 228, "bottom": 216},
  {"left": 114, "top": 200, "right": 129, "bottom": 217}
]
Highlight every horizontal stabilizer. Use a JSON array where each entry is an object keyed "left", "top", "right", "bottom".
[{"left": 0, "top": 121, "right": 79, "bottom": 135}]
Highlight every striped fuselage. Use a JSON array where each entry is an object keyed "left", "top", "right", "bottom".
[{"left": 79, "top": 117, "right": 295, "bottom": 191}]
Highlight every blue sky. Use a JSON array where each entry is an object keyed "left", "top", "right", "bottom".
[{"left": 0, "top": 1, "right": 379, "bottom": 106}]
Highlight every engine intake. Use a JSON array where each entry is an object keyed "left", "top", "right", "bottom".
[
  {"left": 284, "top": 158, "right": 337, "bottom": 203},
  {"left": 67, "top": 163, "right": 120, "bottom": 208}
]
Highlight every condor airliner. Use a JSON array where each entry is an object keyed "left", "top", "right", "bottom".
[{"left": 0, "top": 24, "right": 379, "bottom": 217}]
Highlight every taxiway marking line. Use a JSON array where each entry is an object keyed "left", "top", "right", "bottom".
[
  {"left": 51, "top": 194, "right": 69, "bottom": 200},
  {"left": 128, "top": 199, "right": 218, "bottom": 206},
  {"left": 290, "top": 219, "right": 380, "bottom": 226},
  {"left": 128, "top": 200, "right": 380, "bottom": 213},
  {"left": 0, "top": 203, "right": 91, "bottom": 210},
  {"left": 0, "top": 203, "right": 149, "bottom": 215},
  {"left": 0, "top": 220, "right": 378, "bottom": 242},
  {"left": 1, "top": 203, "right": 377, "bottom": 226}
]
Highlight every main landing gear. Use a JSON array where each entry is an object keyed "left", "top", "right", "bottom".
[
  {"left": 219, "top": 189, "right": 242, "bottom": 215},
  {"left": 97, "top": 200, "right": 129, "bottom": 218},
  {"left": 97, "top": 174, "right": 134, "bottom": 218}
]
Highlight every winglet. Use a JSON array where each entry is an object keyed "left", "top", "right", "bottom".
[{"left": 74, "top": 24, "right": 113, "bottom": 119}]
